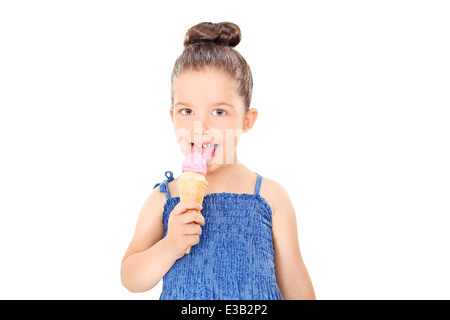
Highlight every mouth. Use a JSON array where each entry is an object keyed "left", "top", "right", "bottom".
[{"left": 190, "top": 142, "right": 218, "bottom": 163}]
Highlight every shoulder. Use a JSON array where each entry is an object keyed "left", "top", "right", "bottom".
[
  {"left": 167, "top": 178, "right": 180, "bottom": 198},
  {"left": 140, "top": 184, "right": 167, "bottom": 219},
  {"left": 149, "top": 183, "right": 168, "bottom": 203},
  {"left": 259, "top": 177, "right": 294, "bottom": 217},
  {"left": 121, "top": 183, "right": 167, "bottom": 263}
]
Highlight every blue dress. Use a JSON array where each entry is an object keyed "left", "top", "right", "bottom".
[{"left": 154, "top": 171, "right": 282, "bottom": 300}]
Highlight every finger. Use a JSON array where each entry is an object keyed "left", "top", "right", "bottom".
[
  {"left": 181, "top": 210, "right": 205, "bottom": 225},
  {"left": 186, "top": 234, "right": 200, "bottom": 246},
  {"left": 183, "top": 223, "right": 202, "bottom": 236},
  {"left": 181, "top": 200, "right": 203, "bottom": 211},
  {"left": 194, "top": 212, "right": 205, "bottom": 226},
  {"left": 173, "top": 200, "right": 203, "bottom": 215},
  {"left": 195, "top": 212, "right": 205, "bottom": 226}
]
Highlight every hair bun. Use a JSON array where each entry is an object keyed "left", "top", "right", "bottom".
[{"left": 184, "top": 22, "right": 241, "bottom": 49}]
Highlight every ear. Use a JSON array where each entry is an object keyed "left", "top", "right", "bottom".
[
  {"left": 242, "top": 108, "right": 258, "bottom": 133},
  {"left": 169, "top": 108, "right": 174, "bottom": 123}
]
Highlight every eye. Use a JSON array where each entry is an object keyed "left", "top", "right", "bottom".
[
  {"left": 212, "top": 109, "right": 227, "bottom": 117},
  {"left": 180, "top": 108, "right": 194, "bottom": 115}
]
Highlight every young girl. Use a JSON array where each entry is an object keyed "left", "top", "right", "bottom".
[{"left": 121, "top": 22, "right": 315, "bottom": 300}]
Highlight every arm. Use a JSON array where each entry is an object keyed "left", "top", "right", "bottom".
[
  {"left": 263, "top": 179, "right": 316, "bottom": 300},
  {"left": 121, "top": 187, "right": 204, "bottom": 293}
]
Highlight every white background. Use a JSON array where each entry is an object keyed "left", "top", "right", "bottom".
[{"left": 0, "top": 0, "right": 449, "bottom": 299}]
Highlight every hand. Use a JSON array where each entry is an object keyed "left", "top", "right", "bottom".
[{"left": 164, "top": 200, "right": 205, "bottom": 259}]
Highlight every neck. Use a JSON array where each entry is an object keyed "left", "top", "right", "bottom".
[{"left": 206, "top": 159, "right": 245, "bottom": 180}]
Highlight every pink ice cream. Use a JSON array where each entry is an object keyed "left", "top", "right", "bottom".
[{"left": 182, "top": 152, "right": 207, "bottom": 176}]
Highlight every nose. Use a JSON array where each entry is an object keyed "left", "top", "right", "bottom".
[
  {"left": 193, "top": 120, "right": 208, "bottom": 141},
  {"left": 192, "top": 113, "right": 210, "bottom": 141}
]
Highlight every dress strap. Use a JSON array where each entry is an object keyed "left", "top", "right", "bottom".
[
  {"left": 153, "top": 171, "right": 174, "bottom": 200},
  {"left": 254, "top": 173, "right": 263, "bottom": 196}
]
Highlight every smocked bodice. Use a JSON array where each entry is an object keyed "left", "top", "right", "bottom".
[{"left": 154, "top": 171, "right": 282, "bottom": 300}]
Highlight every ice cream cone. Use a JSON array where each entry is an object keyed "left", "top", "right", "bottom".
[{"left": 177, "top": 172, "right": 208, "bottom": 253}]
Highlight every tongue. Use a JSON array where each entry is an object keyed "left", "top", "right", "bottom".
[{"left": 193, "top": 144, "right": 215, "bottom": 163}]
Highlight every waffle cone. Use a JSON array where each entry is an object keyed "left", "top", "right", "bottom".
[
  {"left": 177, "top": 172, "right": 208, "bottom": 254},
  {"left": 177, "top": 172, "right": 208, "bottom": 203}
]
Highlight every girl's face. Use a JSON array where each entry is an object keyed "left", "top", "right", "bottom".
[{"left": 170, "top": 68, "right": 257, "bottom": 168}]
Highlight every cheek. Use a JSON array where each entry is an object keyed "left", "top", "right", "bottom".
[
  {"left": 173, "top": 119, "right": 191, "bottom": 151},
  {"left": 173, "top": 116, "right": 193, "bottom": 134},
  {"left": 172, "top": 115, "right": 186, "bottom": 128},
  {"left": 210, "top": 115, "right": 243, "bottom": 132},
  {"left": 219, "top": 128, "right": 242, "bottom": 156},
  {"left": 214, "top": 117, "right": 243, "bottom": 142}
]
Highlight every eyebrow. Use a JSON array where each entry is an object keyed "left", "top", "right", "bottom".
[{"left": 175, "top": 102, "right": 235, "bottom": 109}]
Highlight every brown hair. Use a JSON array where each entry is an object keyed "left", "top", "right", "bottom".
[{"left": 171, "top": 22, "right": 253, "bottom": 111}]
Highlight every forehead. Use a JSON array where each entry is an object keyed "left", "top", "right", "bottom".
[{"left": 173, "top": 68, "right": 240, "bottom": 105}]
